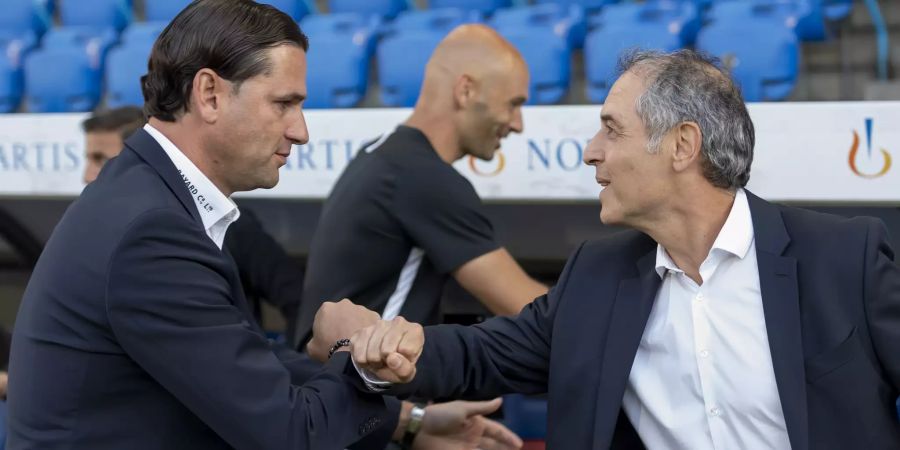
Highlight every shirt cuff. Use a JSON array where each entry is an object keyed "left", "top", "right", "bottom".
[{"left": 351, "top": 355, "right": 394, "bottom": 392}]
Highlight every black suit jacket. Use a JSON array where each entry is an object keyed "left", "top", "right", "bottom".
[
  {"left": 7, "top": 129, "right": 398, "bottom": 449},
  {"left": 225, "top": 207, "right": 304, "bottom": 339},
  {"left": 390, "top": 191, "right": 900, "bottom": 449}
]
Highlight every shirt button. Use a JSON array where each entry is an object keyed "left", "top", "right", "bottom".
[
  {"left": 709, "top": 407, "right": 722, "bottom": 417},
  {"left": 694, "top": 293, "right": 704, "bottom": 303},
  {"left": 699, "top": 350, "right": 710, "bottom": 358}
]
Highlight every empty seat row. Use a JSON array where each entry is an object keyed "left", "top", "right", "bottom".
[{"left": 0, "top": 0, "right": 824, "bottom": 112}]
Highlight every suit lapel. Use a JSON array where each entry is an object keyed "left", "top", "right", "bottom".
[
  {"left": 124, "top": 129, "right": 202, "bottom": 226},
  {"left": 747, "top": 191, "right": 808, "bottom": 450},
  {"left": 593, "top": 249, "right": 660, "bottom": 449},
  {"left": 126, "top": 130, "right": 261, "bottom": 331}
]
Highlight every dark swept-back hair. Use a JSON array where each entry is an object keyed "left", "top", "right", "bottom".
[
  {"left": 81, "top": 106, "right": 146, "bottom": 140},
  {"left": 141, "top": 0, "right": 309, "bottom": 121}
]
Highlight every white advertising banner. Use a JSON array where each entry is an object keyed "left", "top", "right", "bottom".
[{"left": 0, "top": 102, "right": 898, "bottom": 203}]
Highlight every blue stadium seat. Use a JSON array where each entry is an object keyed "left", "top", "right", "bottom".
[
  {"left": 41, "top": 26, "right": 118, "bottom": 69},
  {"left": 59, "top": 0, "right": 132, "bottom": 31},
  {"left": 328, "top": 0, "right": 408, "bottom": 20},
  {"left": 121, "top": 21, "right": 168, "bottom": 45},
  {"left": 301, "top": 13, "right": 377, "bottom": 108},
  {"left": 584, "top": 1, "right": 690, "bottom": 103},
  {"left": 502, "top": 395, "right": 547, "bottom": 440},
  {"left": 428, "top": 0, "right": 511, "bottom": 15},
  {"left": 824, "top": 0, "right": 853, "bottom": 21},
  {"left": 105, "top": 41, "right": 153, "bottom": 108},
  {"left": 24, "top": 46, "right": 103, "bottom": 112},
  {"left": 0, "top": 0, "right": 53, "bottom": 39},
  {"left": 0, "top": 53, "right": 24, "bottom": 113},
  {"left": 534, "top": 0, "right": 614, "bottom": 13},
  {"left": 145, "top": 0, "right": 193, "bottom": 22},
  {"left": 499, "top": 26, "right": 571, "bottom": 104},
  {"left": 707, "top": 0, "right": 827, "bottom": 41},
  {"left": 491, "top": 3, "right": 585, "bottom": 48},
  {"left": 387, "top": 8, "right": 482, "bottom": 34},
  {"left": 377, "top": 29, "right": 446, "bottom": 106},
  {"left": 259, "top": 0, "right": 314, "bottom": 21},
  {"left": 696, "top": 3, "right": 800, "bottom": 101},
  {"left": 0, "top": 29, "right": 37, "bottom": 113}
]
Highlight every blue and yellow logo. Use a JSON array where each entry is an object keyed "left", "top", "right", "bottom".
[{"left": 848, "top": 118, "right": 891, "bottom": 179}]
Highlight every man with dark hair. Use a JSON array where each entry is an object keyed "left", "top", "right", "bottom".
[
  {"left": 7, "top": 1, "right": 520, "bottom": 449},
  {"left": 316, "top": 49, "right": 900, "bottom": 449},
  {"left": 296, "top": 24, "right": 547, "bottom": 349},
  {"left": 81, "top": 106, "right": 145, "bottom": 184},
  {"left": 80, "top": 106, "right": 306, "bottom": 338}
]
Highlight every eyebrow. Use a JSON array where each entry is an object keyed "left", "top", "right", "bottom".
[
  {"left": 601, "top": 113, "right": 622, "bottom": 128},
  {"left": 511, "top": 96, "right": 527, "bottom": 106},
  {"left": 273, "top": 93, "right": 306, "bottom": 102}
]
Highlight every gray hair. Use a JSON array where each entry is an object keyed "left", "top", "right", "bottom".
[{"left": 617, "top": 49, "right": 754, "bottom": 190}]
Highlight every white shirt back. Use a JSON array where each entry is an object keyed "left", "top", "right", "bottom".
[{"left": 622, "top": 189, "right": 791, "bottom": 449}]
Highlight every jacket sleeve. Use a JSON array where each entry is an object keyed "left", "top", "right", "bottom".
[
  {"left": 224, "top": 207, "right": 304, "bottom": 330},
  {"left": 862, "top": 218, "right": 900, "bottom": 390},
  {"left": 106, "top": 209, "right": 394, "bottom": 450},
  {"left": 387, "top": 242, "right": 587, "bottom": 401}
]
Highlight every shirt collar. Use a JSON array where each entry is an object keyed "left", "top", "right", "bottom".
[
  {"left": 655, "top": 189, "right": 754, "bottom": 278},
  {"left": 143, "top": 124, "right": 240, "bottom": 237}
]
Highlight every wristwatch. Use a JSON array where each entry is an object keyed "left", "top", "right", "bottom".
[{"left": 401, "top": 404, "right": 426, "bottom": 448}]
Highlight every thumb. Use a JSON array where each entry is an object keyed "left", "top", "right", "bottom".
[
  {"left": 459, "top": 397, "right": 503, "bottom": 417},
  {"left": 376, "top": 353, "right": 416, "bottom": 383}
]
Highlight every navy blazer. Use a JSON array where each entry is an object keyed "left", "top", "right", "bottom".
[
  {"left": 391, "top": 191, "right": 900, "bottom": 449},
  {"left": 8, "top": 129, "right": 398, "bottom": 450}
]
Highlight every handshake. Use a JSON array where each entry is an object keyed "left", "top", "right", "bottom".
[{"left": 307, "top": 299, "right": 425, "bottom": 384}]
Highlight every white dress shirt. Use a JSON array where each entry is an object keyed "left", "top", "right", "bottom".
[
  {"left": 143, "top": 124, "right": 240, "bottom": 250},
  {"left": 622, "top": 189, "right": 792, "bottom": 449}
]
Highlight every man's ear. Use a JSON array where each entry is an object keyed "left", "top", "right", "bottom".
[
  {"left": 191, "top": 68, "right": 228, "bottom": 124},
  {"left": 672, "top": 121, "right": 703, "bottom": 173},
  {"left": 452, "top": 74, "right": 476, "bottom": 109}
]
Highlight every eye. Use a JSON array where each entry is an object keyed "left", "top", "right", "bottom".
[{"left": 604, "top": 125, "right": 620, "bottom": 138}]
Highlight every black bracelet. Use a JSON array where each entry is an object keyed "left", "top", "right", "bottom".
[{"left": 328, "top": 338, "right": 351, "bottom": 358}]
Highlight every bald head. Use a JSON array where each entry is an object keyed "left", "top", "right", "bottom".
[
  {"left": 406, "top": 24, "right": 529, "bottom": 164},
  {"left": 416, "top": 25, "right": 528, "bottom": 106}
]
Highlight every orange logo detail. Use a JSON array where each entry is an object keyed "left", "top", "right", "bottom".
[
  {"left": 848, "top": 118, "right": 891, "bottom": 179},
  {"left": 468, "top": 151, "right": 506, "bottom": 177}
]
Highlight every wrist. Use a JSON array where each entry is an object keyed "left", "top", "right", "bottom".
[
  {"left": 392, "top": 401, "right": 414, "bottom": 442},
  {"left": 328, "top": 338, "right": 351, "bottom": 358},
  {"left": 401, "top": 404, "right": 426, "bottom": 448}
]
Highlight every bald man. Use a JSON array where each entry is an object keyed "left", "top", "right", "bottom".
[{"left": 295, "top": 25, "right": 547, "bottom": 347}]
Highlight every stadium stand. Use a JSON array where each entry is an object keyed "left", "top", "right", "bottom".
[{"left": 301, "top": 13, "right": 378, "bottom": 108}]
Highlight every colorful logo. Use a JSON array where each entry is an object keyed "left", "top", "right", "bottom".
[
  {"left": 468, "top": 151, "right": 506, "bottom": 177},
  {"left": 848, "top": 118, "right": 891, "bottom": 179}
]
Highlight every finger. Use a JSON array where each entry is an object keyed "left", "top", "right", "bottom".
[
  {"left": 478, "top": 436, "right": 502, "bottom": 450},
  {"left": 481, "top": 418, "right": 523, "bottom": 449},
  {"left": 366, "top": 321, "right": 391, "bottom": 366},
  {"left": 396, "top": 321, "right": 424, "bottom": 362},
  {"left": 350, "top": 326, "right": 375, "bottom": 367},
  {"left": 379, "top": 319, "right": 409, "bottom": 360},
  {"left": 459, "top": 397, "right": 504, "bottom": 417},
  {"left": 374, "top": 352, "right": 416, "bottom": 383}
]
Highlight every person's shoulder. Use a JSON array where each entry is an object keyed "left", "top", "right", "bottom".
[
  {"left": 575, "top": 229, "right": 656, "bottom": 267},
  {"left": 776, "top": 203, "right": 879, "bottom": 240}
]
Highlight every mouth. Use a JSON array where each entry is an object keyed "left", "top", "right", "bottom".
[
  {"left": 596, "top": 178, "right": 610, "bottom": 187},
  {"left": 275, "top": 151, "right": 290, "bottom": 165}
]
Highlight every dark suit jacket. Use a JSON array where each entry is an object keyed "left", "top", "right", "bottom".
[
  {"left": 390, "top": 191, "right": 900, "bottom": 449},
  {"left": 7, "top": 129, "right": 398, "bottom": 450},
  {"left": 224, "top": 207, "right": 304, "bottom": 339}
]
